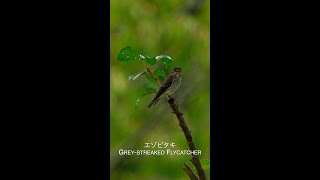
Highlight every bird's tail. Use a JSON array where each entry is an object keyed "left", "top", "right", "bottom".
[
  {"left": 147, "top": 98, "right": 157, "bottom": 109},
  {"left": 147, "top": 97, "right": 161, "bottom": 109}
]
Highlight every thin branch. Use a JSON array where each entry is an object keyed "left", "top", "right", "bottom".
[
  {"left": 147, "top": 68, "right": 206, "bottom": 180},
  {"left": 146, "top": 68, "right": 161, "bottom": 87},
  {"left": 183, "top": 163, "right": 198, "bottom": 180},
  {"left": 168, "top": 98, "right": 206, "bottom": 180}
]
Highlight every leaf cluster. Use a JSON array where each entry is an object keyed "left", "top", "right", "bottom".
[{"left": 117, "top": 46, "right": 173, "bottom": 108}]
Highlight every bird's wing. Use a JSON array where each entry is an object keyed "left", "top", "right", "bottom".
[{"left": 152, "top": 73, "right": 174, "bottom": 101}]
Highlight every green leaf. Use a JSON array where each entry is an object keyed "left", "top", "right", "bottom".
[
  {"left": 145, "top": 57, "right": 156, "bottom": 65},
  {"left": 156, "top": 55, "right": 172, "bottom": 69},
  {"left": 128, "top": 71, "right": 146, "bottom": 81},
  {"left": 135, "top": 88, "right": 157, "bottom": 109},
  {"left": 146, "top": 73, "right": 157, "bottom": 85},
  {"left": 143, "top": 87, "right": 157, "bottom": 95},
  {"left": 135, "top": 97, "right": 143, "bottom": 109},
  {"left": 117, "top": 46, "right": 144, "bottom": 61},
  {"left": 153, "top": 68, "right": 167, "bottom": 79}
]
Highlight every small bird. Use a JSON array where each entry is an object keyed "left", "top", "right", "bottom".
[{"left": 148, "top": 67, "right": 182, "bottom": 109}]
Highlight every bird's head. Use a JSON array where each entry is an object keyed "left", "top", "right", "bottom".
[{"left": 173, "top": 67, "right": 182, "bottom": 73}]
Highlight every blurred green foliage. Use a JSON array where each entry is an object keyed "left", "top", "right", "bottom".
[{"left": 111, "top": 0, "right": 210, "bottom": 179}]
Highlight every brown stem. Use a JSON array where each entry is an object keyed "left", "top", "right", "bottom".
[
  {"left": 168, "top": 99, "right": 206, "bottom": 180},
  {"left": 147, "top": 68, "right": 206, "bottom": 180},
  {"left": 146, "top": 68, "right": 161, "bottom": 87},
  {"left": 183, "top": 163, "right": 198, "bottom": 180}
]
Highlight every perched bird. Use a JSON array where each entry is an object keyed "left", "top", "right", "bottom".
[{"left": 148, "top": 67, "right": 182, "bottom": 109}]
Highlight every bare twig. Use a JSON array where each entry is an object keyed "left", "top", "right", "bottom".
[
  {"left": 183, "top": 163, "right": 198, "bottom": 180},
  {"left": 168, "top": 98, "right": 206, "bottom": 180},
  {"left": 146, "top": 68, "right": 161, "bottom": 87},
  {"left": 147, "top": 67, "right": 206, "bottom": 180}
]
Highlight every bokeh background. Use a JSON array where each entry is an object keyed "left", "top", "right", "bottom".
[{"left": 110, "top": 0, "right": 210, "bottom": 179}]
